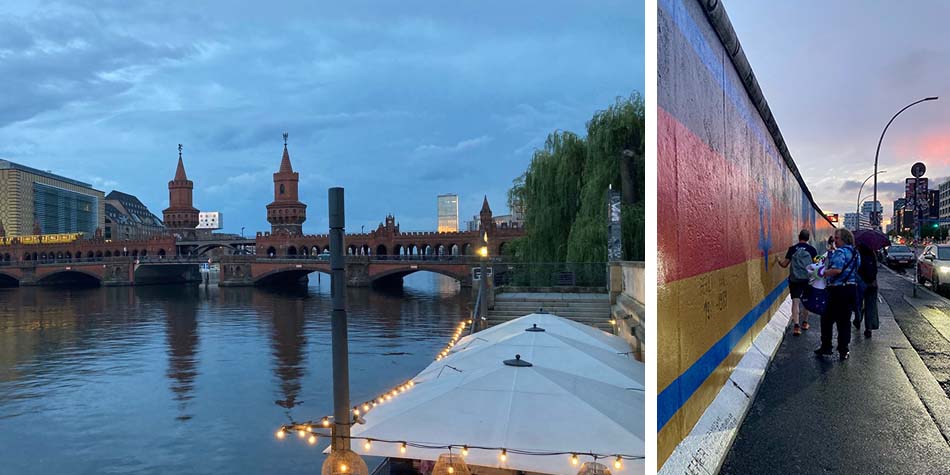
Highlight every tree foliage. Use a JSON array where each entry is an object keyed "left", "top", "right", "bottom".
[{"left": 508, "top": 93, "right": 645, "bottom": 262}]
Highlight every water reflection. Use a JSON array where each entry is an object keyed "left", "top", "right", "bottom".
[{"left": 0, "top": 272, "right": 470, "bottom": 474}]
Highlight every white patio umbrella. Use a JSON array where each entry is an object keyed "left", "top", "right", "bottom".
[{"left": 342, "top": 314, "right": 645, "bottom": 475}]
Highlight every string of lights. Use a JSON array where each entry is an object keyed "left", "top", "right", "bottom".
[
  {"left": 274, "top": 427, "right": 643, "bottom": 470},
  {"left": 273, "top": 318, "right": 641, "bottom": 472}
]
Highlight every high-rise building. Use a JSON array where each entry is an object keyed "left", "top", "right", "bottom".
[
  {"left": 0, "top": 159, "right": 105, "bottom": 236},
  {"left": 437, "top": 194, "right": 459, "bottom": 232},
  {"left": 939, "top": 181, "right": 950, "bottom": 233},
  {"left": 843, "top": 212, "right": 870, "bottom": 231},
  {"left": 104, "top": 190, "right": 165, "bottom": 240}
]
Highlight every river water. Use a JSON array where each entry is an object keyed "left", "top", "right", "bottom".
[{"left": 0, "top": 274, "right": 471, "bottom": 474}]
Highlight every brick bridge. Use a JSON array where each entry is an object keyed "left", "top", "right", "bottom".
[
  {"left": 218, "top": 255, "right": 495, "bottom": 287},
  {"left": 0, "top": 255, "right": 205, "bottom": 287}
]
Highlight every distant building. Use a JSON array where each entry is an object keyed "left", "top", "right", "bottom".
[
  {"left": 0, "top": 159, "right": 105, "bottom": 236},
  {"left": 465, "top": 215, "right": 479, "bottom": 232},
  {"left": 940, "top": 181, "right": 950, "bottom": 233},
  {"left": 843, "top": 212, "right": 870, "bottom": 231},
  {"left": 197, "top": 211, "right": 223, "bottom": 230},
  {"left": 437, "top": 194, "right": 459, "bottom": 232},
  {"left": 104, "top": 190, "right": 165, "bottom": 240}
]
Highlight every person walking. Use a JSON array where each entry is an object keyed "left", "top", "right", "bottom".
[
  {"left": 779, "top": 229, "right": 818, "bottom": 336},
  {"left": 816, "top": 228, "right": 860, "bottom": 360},
  {"left": 854, "top": 243, "right": 879, "bottom": 338}
]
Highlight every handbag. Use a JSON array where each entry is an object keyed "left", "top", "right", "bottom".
[{"left": 802, "top": 285, "right": 828, "bottom": 315}]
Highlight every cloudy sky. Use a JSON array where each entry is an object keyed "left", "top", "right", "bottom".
[
  {"left": 0, "top": 0, "right": 643, "bottom": 234},
  {"left": 725, "top": 1, "right": 950, "bottom": 223}
]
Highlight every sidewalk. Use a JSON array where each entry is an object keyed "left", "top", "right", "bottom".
[{"left": 718, "top": 269, "right": 950, "bottom": 474}]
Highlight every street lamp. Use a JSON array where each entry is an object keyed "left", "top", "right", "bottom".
[
  {"left": 873, "top": 96, "right": 938, "bottom": 230},
  {"left": 856, "top": 170, "right": 886, "bottom": 230}
]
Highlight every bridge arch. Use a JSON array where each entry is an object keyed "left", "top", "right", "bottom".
[
  {"left": 361, "top": 244, "right": 370, "bottom": 256},
  {"left": 254, "top": 265, "right": 331, "bottom": 286},
  {"left": 36, "top": 269, "right": 102, "bottom": 287},
  {"left": 376, "top": 244, "right": 387, "bottom": 256},
  {"left": 436, "top": 244, "right": 445, "bottom": 256},
  {"left": 157, "top": 249, "right": 166, "bottom": 258},
  {"left": 287, "top": 246, "right": 298, "bottom": 256},
  {"left": 347, "top": 245, "right": 357, "bottom": 255},
  {"left": 193, "top": 243, "right": 240, "bottom": 256},
  {"left": 370, "top": 265, "right": 469, "bottom": 287},
  {"left": 0, "top": 271, "right": 18, "bottom": 287}
]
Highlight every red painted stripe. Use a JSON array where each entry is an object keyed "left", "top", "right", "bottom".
[{"left": 658, "top": 106, "right": 799, "bottom": 285}]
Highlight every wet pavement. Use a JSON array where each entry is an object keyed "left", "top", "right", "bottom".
[{"left": 719, "top": 267, "right": 950, "bottom": 474}]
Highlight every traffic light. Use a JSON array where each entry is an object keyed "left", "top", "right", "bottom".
[{"left": 934, "top": 223, "right": 939, "bottom": 229}]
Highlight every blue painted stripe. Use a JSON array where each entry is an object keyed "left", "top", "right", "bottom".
[
  {"left": 658, "top": 0, "right": 783, "bottom": 170},
  {"left": 657, "top": 279, "right": 789, "bottom": 431}
]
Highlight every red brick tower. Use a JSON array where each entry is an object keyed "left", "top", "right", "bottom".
[
  {"left": 266, "top": 133, "right": 307, "bottom": 235},
  {"left": 163, "top": 144, "right": 200, "bottom": 238},
  {"left": 479, "top": 195, "right": 495, "bottom": 234}
]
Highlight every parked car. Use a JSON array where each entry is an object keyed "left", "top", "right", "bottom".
[
  {"left": 916, "top": 244, "right": 950, "bottom": 292},
  {"left": 884, "top": 245, "right": 915, "bottom": 268}
]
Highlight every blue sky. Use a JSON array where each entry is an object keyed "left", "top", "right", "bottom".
[
  {"left": 726, "top": 0, "right": 950, "bottom": 222},
  {"left": 0, "top": 0, "right": 644, "bottom": 235}
]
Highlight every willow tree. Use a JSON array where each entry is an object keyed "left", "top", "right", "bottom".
[{"left": 509, "top": 92, "right": 645, "bottom": 263}]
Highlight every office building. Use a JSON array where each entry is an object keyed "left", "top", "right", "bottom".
[
  {"left": 437, "top": 194, "right": 459, "bottom": 232},
  {"left": 104, "top": 190, "right": 165, "bottom": 240},
  {"left": 0, "top": 159, "right": 105, "bottom": 236},
  {"left": 843, "top": 212, "right": 870, "bottom": 231}
]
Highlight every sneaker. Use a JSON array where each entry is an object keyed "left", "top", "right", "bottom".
[
  {"left": 793, "top": 324, "right": 801, "bottom": 336},
  {"left": 814, "top": 347, "right": 833, "bottom": 356},
  {"left": 801, "top": 321, "right": 810, "bottom": 331},
  {"left": 864, "top": 330, "right": 872, "bottom": 338}
]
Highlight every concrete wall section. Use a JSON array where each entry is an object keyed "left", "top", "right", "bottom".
[{"left": 657, "top": 0, "right": 835, "bottom": 467}]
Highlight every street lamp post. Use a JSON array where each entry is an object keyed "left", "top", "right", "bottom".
[
  {"left": 873, "top": 97, "right": 938, "bottom": 230},
  {"left": 856, "top": 171, "right": 886, "bottom": 231}
]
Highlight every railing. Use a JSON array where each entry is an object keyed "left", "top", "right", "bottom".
[
  {"left": 0, "top": 255, "right": 211, "bottom": 266},
  {"left": 492, "top": 262, "right": 608, "bottom": 288},
  {"left": 253, "top": 254, "right": 488, "bottom": 263}
]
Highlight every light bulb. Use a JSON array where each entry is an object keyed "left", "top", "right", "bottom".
[
  {"left": 409, "top": 381, "right": 415, "bottom": 387},
  {"left": 275, "top": 429, "right": 286, "bottom": 439},
  {"left": 571, "top": 454, "right": 578, "bottom": 466},
  {"left": 377, "top": 398, "right": 383, "bottom": 404},
  {"left": 400, "top": 442, "right": 407, "bottom": 454},
  {"left": 363, "top": 403, "right": 370, "bottom": 411},
  {"left": 364, "top": 439, "right": 372, "bottom": 451},
  {"left": 461, "top": 446, "right": 469, "bottom": 457},
  {"left": 308, "top": 434, "right": 317, "bottom": 445},
  {"left": 614, "top": 456, "right": 623, "bottom": 470},
  {"left": 297, "top": 429, "right": 306, "bottom": 438},
  {"left": 340, "top": 463, "right": 348, "bottom": 473},
  {"left": 322, "top": 418, "right": 330, "bottom": 427},
  {"left": 448, "top": 467, "right": 455, "bottom": 474},
  {"left": 353, "top": 408, "right": 360, "bottom": 416},
  {"left": 499, "top": 449, "right": 507, "bottom": 462}
]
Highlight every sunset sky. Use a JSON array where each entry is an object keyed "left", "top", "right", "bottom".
[{"left": 726, "top": 0, "right": 950, "bottom": 222}]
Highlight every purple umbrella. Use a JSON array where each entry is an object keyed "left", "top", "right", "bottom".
[{"left": 853, "top": 229, "right": 890, "bottom": 251}]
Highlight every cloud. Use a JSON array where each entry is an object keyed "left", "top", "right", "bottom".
[{"left": 414, "top": 135, "right": 493, "bottom": 155}]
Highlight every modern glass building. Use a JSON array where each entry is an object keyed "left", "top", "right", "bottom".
[
  {"left": 437, "top": 193, "right": 459, "bottom": 232},
  {"left": 0, "top": 160, "right": 105, "bottom": 236}
]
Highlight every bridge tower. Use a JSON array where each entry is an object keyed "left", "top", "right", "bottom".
[
  {"left": 266, "top": 133, "right": 307, "bottom": 235},
  {"left": 479, "top": 195, "right": 496, "bottom": 238},
  {"left": 163, "top": 144, "right": 200, "bottom": 239}
]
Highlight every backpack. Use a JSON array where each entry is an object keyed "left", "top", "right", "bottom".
[{"left": 790, "top": 246, "right": 812, "bottom": 282}]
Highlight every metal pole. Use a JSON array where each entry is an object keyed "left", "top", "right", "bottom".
[
  {"left": 328, "top": 187, "right": 351, "bottom": 452},
  {"left": 479, "top": 257, "right": 488, "bottom": 328},
  {"left": 856, "top": 171, "right": 885, "bottom": 231},
  {"left": 914, "top": 183, "right": 919, "bottom": 297},
  {"left": 874, "top": 97, "right": 938, "bottom": 231}
]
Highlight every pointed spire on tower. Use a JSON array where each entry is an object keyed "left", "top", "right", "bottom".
[
  {"left": 175, "top": 144, "right": 188, "bottom": 180},
  {"left": 480, "top": 195, "right": 492, "bottom": 215},
  {"left": 279, "top": 132, "right": 293, "bottom": 173}
]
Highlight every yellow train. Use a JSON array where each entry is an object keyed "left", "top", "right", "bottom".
[{"left": 0, "top": 233, "right": 84, "bottom": 246}]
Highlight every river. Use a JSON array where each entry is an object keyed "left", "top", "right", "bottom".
[{"left": 0, "top": 273, "right": 471, "bottom": 474}]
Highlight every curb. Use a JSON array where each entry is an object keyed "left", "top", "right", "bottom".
[{"left": 658, "top": 298, "right": 792, "bottom": 475}]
